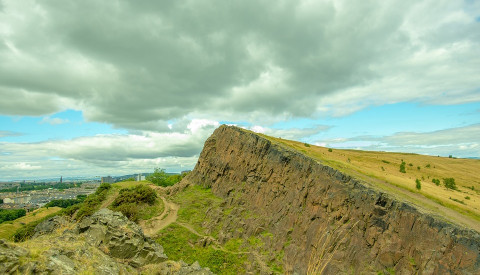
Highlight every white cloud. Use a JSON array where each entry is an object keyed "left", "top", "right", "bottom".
[
  {"left": 0, "top": 120, "right": 217, "bottom": 179},
  {"left": 317, "top": 124, "right": 480, "bottom": 157},
  {"left": 0, "top": 0, "right": 477, "bottom": 128}
]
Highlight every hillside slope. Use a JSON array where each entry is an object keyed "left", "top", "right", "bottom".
[{"left": 185, "top": 125, "right": 480, "bottom": 274}]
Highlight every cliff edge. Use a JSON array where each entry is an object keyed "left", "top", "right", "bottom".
[{"left": 185, "top": 125, "right": 480, "bottom": 274}]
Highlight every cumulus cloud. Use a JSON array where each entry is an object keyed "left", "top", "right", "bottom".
[
  {"left": 318, "top": 124, "right": 480, "bottom": 157},
  {"left": 0, "top": 121, "right": 217, "bottom": 179},
  {"left": 0, "top": 0, "right": 478, "bottom": 129}
]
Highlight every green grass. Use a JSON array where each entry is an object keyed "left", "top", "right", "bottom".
[
  {"left": 172, "top": 185, "right": 223, "bottom": 234},
  {"left": 138, "top": 199, "right": 164, "bottom": 220},
  {"left": 156, "top": 223, "right": 247, "bottom": 274}
]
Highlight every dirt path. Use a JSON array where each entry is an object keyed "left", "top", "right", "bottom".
[
  {"left": 140, "top": 196, "right": 179, "bottom": 237},
  {"left": 100, "top": 190, "right": 118, "bottom": 209}
]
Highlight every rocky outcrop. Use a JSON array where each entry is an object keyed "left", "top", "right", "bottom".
[
  {"left": 75, "top": 208, "right": 167, "bottom": 267},
  {"left": 186, "top": 125, "right": 480, "bottom": 274},
  {"left": 32, "top": 216, "right": 68, "bottom": 238},
  {"left": 1, "top": 209, "right": 169, "bottom": 274}
]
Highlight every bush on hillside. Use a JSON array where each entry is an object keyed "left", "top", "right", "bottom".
[
  {"left": 432, "top": 178, "right": 440, "bottom": 186},
  {"left": 111, "top": 185, "right": 156, "bottom": 206},
  {"left": 110, "top": 185, "right": 157, "bottom": 222},
  {"left": 443, "top": 178, "right": 457, "bottom": 190},
  {"left": 0, "top": 209, "right": 26, "bottom": 223},
  {"left": 399, "top": 161, "right": 406, "bottom": 173},
  {"left": 415, "top": 179, "right": 421, "bottom": 190}
]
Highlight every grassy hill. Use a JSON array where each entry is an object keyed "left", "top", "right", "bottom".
[
  {"left": 260, "top": 134, "right": 480, "bottom": 227},
  {"left": 0, "top": 207, "right": 62, "bottom": 240}
]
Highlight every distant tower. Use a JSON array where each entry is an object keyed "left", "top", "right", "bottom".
[
  {"left": 60, "top": 176, "right": 62, "bottom": 184},
  {"left": 17, "top": 185, "right": 19, "bottom": 194}
]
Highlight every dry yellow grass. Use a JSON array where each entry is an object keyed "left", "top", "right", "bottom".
[
  {"left": 0, "top": 207, "right": 62, "bottom": 240},
  {"left": 260, "top": 134, "right": 480, "bottom": 229}
]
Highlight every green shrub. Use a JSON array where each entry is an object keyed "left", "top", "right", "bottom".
[
  {"left": 112, "top": 185, "right": 156, "bottom": 207},
  {"left": 443, "top": 178, "right": 457, "bottom": 190},
  {"left": 110, "top": 185, "right": 157, "bottom": 222},
  {"left": 399, "top": 161, "right": 406, "bottom": 173},
  {"left": 425, "top": 164, "right": 431, "bottom": 168},
  {"left": 415, "top": 179, "right": 421, "bottom": 190},
  {"left": 304, "top": 143, "right": 310, "bottom": 147},
  {"left": 432, "top": 178, "right": 440, "bottom": 186},
  {"left": 465, "top": 196, "right": 471, "bottom": 200},
  {"left": 328, "top": 148, "right": 333, "bottom": 152},
  {"left": 382, "top": 160, "right": 390, "bottom": 164},
  {"left": 0, "top": 209, "right": 26, "bottom": 224},
  {"left": 44, "top": 197, "right": 85, "bottom": 208}
]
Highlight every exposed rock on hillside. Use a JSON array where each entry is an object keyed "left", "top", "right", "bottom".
[
  {"left": 0, "top": 209, "right": 212, "bottom": 274},
  {"left": 186, "top": 125, "right": 480, "bottom": 274},
  {"left": 75, "top": 208, "right": 167, "bottom": 267}
]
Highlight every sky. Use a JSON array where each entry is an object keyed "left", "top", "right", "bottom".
[{"left": 0, "top": 0, "right": 479, "bottom": 180}]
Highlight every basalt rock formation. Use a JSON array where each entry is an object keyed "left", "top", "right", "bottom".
[
  {"left": 0, "top": 209, "right": 212, "bottom": 275},
  {"left": 186, "top": 125, "right": 480, "bottom": 274}
]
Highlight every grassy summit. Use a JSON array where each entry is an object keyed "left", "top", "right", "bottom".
[{"left": 259, "top": 133, "right": 480, "bottom": 228}]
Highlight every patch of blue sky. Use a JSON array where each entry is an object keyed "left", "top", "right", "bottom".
[
  {"left": 0, "top": 110, "right": 127, "bottom": 143},
  {"left": 272, "top": 102, "right": 480, "bottom": 142}
]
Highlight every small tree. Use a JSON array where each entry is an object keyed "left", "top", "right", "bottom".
[
  {"left": 432, "top": 178, "right": 440, "bottom": 186},
  {"left": 328, "top": 148, "right": 333, "bottom": 152},
  {"left": 443, "top": 178, "right": 456, "bottom": 190},
  {"left": 146, "top": 168, "right": 168, "bottom": 186},
  {"left": 415, "top": 179, "right": 421, "bottom": 190},
  {"left": 399, "top": 161, "right": 406, "bottom": 173}
]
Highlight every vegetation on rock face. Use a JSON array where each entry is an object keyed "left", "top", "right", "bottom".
[
  {"left": 147, "top": 168, "right": 186, "bottom": 187},
  {"left": 0, "top": 209, "right": 26, "bottom": 224},
  {"left": 156, "top": 223, "right": 247, "bottom": 274}
]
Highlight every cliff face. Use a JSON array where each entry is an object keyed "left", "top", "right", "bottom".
[{"left": 186, "top": 125, "right": 480, "bottom": 274}]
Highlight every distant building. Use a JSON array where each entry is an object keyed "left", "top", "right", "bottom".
[
  {"left": 101, "top": 176, "right": 115, "bottom": 184},
  {"left": 136, "top": 174, "right": 146, "bottom": 181},
  {"left": 60, "top": 176, "right": 63, "bottom": 184},
  {"left": 3, "top": 198, "right": 14, "bottom": 204}
]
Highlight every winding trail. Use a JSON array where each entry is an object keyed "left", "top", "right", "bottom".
[
  {"left": 139, "top": 183, "right": 270, "bottom": 271},
  {"left": 140, "top": 196, "right": 179, "bottom": 237}
]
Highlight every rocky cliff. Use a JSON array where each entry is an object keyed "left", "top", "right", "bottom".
[{"left": 186, "top": 125, "right": 480, "bottom": 274}]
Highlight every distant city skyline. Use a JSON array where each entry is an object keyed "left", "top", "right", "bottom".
[{"left": 1, "top": 1, "right": 479, "bottom": 180}]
